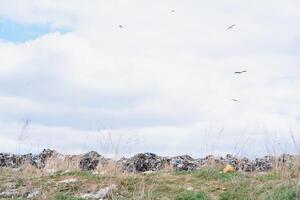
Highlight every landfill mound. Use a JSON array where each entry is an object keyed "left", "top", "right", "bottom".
[{"left": 1, "top": 149, "right": 297, "bottom": 173}]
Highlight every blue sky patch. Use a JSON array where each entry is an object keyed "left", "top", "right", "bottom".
[{"left": 0, "top": 17, "right": 70, "bottom": 43}]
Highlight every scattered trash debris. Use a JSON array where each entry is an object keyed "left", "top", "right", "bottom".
[
  {"left": 0, "top": 190, "right": 19, "bottom": 198},
  {"left": 184, "top": 186, "right": 194, "bottom": 191},
  {"left": 27, "top": 191, "right": 40, "bottom": 199},
  {"left": 58, "top": 178, "right": 78, "bottom": 184},
  {"left": 223, "top": 164, "right": 235, "bottom": 173},
  {"left": 80, "top": 184, "right": 116, "bottom": 199}
]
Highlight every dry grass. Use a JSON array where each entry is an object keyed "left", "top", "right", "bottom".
[
  {"left": 44, "top": 153, "right": 82, "bottom": 172},
  {"left": 0, "top": 160, "right": 299, "bottom": 200}
]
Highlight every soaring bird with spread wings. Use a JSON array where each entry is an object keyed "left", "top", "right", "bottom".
[
  {"left": 227, "top": 24, "right": 236, "bottom": 30},
  {"left": 234, "top": 70, "right": 247, "bottom": 74}
]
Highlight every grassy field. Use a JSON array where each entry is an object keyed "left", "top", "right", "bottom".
[{"left": 0, "top": 165, "right": 299, "bottom": 200}]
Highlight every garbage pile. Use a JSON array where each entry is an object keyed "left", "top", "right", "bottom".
[
  {"left": 0, "top": 153, "right": 25, "bottom": 168},
  {"left": 32, "top": 149, "right": 56, "bottom": 168},
  {"left": 117, "top": 153, "right": 169, "bottom": 172},
  {"left": 170, "top": 155, "right": 198, "bottom": 171},
  {"left": 226, "top": 154, "right": 277, "bottom": 172},
  {"left": 198, "top": 154, "right": 274, "bottom": 172},
  {"left": 0, "top": 149, "right": 109, "bottom": 170},
  {"left": 0, "top": 149, "right": 56, "bottom": 168},
  {"left": 79, "top": 151, "right": 109, "bottom": 170}
]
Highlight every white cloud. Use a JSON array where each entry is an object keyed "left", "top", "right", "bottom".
[{"left": 0, "top": 0, "right": 299, "bottom": 157}]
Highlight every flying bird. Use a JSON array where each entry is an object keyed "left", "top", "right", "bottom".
[
  {"left": 227, "top": 24, "right": 236, "bottom": 30},
  {"left": 231, "top": 99, "right": 240, "bottom": 102},
  {"left": 234, "top": 70, "right": 247, "bottom": 74}
]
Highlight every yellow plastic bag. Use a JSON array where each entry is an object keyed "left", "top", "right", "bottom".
[{"left": 223, "top": 164, "right": 235, "bottom": 173}]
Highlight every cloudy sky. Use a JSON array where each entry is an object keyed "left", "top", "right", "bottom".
[{"left": 0, "top": 0, "right": 299, "bottom": 158}]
